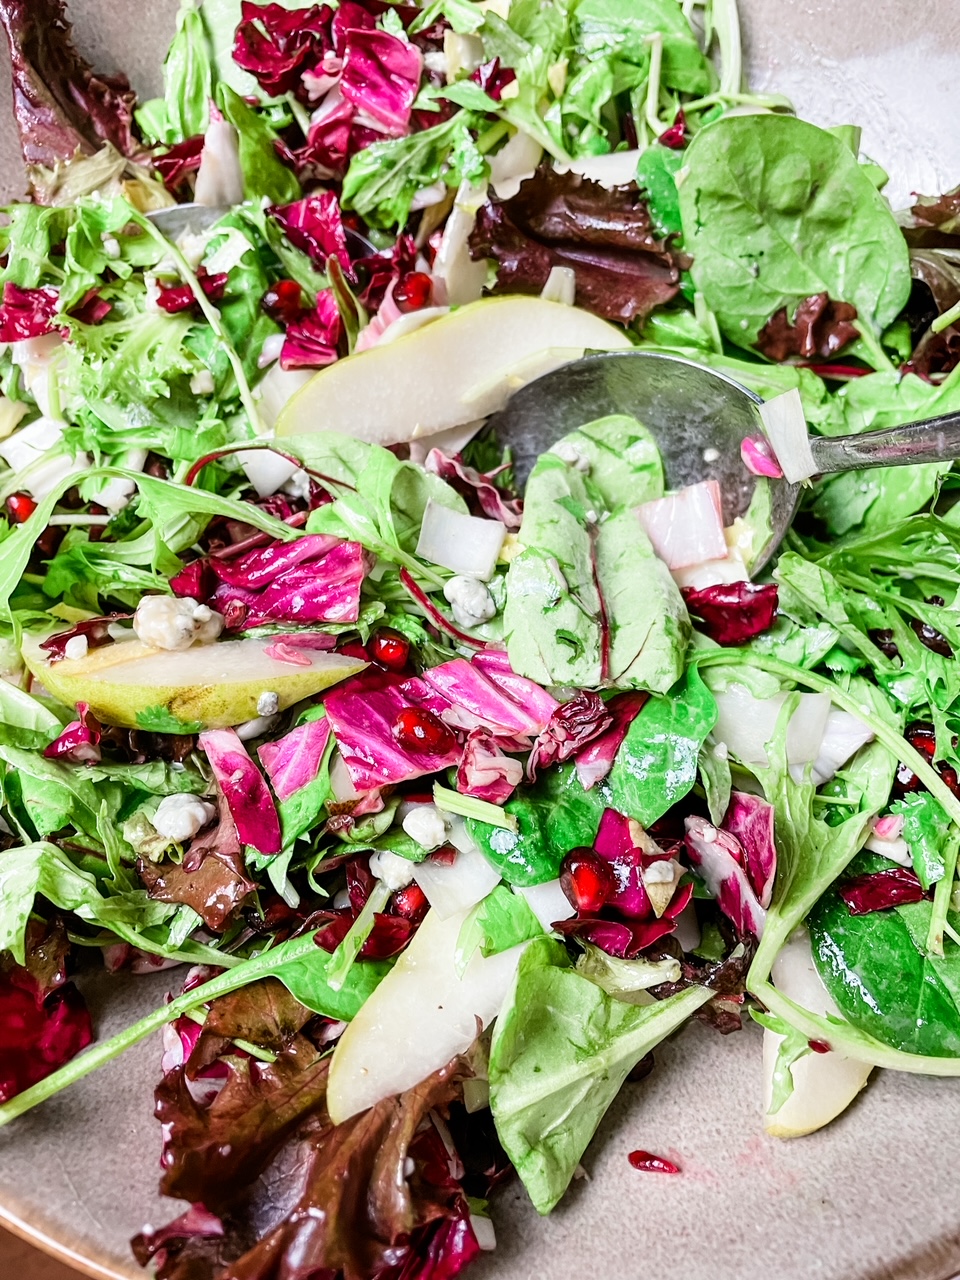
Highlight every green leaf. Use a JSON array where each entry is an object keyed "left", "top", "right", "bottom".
[
  {"left": 141, "top": 0, "right": 213, "bottom": 143},
  {"left": 750, "top": 1009, "right": 811, "bottom": 1114},
  {"left": 635, "top": 143, "right": 684, "bottom": 238},
  {"left": 342, "top": 114, "right": 486, "bottom": 229},
  {"left": 679, "top": 115, "right": 911, "bottom": 348},
  {"left": 892, "top": 792, "right": 952, "bottom": 891},
  {"left": 504, "top": 431, "right": 688, "bottom": 691},
  {"left": 469, "top": 668, "right": 716, "bottom": 884},
  {"left": 135, "top": 706, "right": 204, "bottom": 734},
  {"left": 489, "top": 937, "right": 711, "bottom": 1213},
  {"left": 809, "top": 875, "right": 960, "bottom": 1057},
  {"left": 217, "top": 84, "right": 301, "bottom": 205},
  {"left": 463, "top": 885, "right": 545, "bottom": 962}
]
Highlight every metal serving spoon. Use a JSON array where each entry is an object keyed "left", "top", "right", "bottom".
[
  {"left": 486, "top": 351, "right": 960, "bottom": 572},
  {"left": 146, "top": 203, "right": 377, "bottom": 257}
]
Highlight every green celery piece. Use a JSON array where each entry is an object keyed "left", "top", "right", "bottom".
[
  {"left": 489, "top": 937, "right": 711, "bottom": 1214},
  {"left": 678, "top": 115, "right": 911, "bottom": 350},
  {"left": 0, "top": 930, "right": 390, "bottom": 1128}
]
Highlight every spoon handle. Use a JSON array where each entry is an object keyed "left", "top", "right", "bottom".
[{"left": 809, "top": 410, "right": 960, "bottom": 474}]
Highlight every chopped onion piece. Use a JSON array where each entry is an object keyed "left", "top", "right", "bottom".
[
  {"left": 412, "top": 841, "right": 501, "bottom": 919},
  {"left": 802, "top": 708, "right": 874, "bottom": 786},
  {"left": 540, "top": 266, "right": 576, "bottom": 306},
  {"left": 712, "top": 684, "right": 831, "bottom": 769},
  {"left": 416, "top": 498, "right": 506, "bottom": 580},
  {"left": 236, "top": 447, "right": 299, "bottom": 499},
  {"left": 637, "top": 480, "right": 727, "bottom": 570},
  {"left": 252, "top": 362, "right": 312, "bottom": 430},
  {"left": 488, "top": 129, "right": 543, "bottom": 200},
  {"left": 757, "top": 389, "right": 815, "bottom": 484},
  {"left": 432, "top": 180, "right": 489, "bottom": 307},
  {"left": 195, "top": 119, "right": 244, "bottom": 208},
  {"left": 554, "top": 149, "right": 642, "bottom": 188},
  {"left": 516, "top": 878, "right": 575, "bottom": 930}
]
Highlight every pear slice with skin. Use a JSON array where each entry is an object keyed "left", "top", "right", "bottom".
[
  {"left": 762, "top": 927, "right": 873, "bottom": 1138},
  {"left": 275, "top": 296, "right": 633, "bottom": 448},
  {"left": 21, "top": 632, "right": 366, "bottom": 731}
]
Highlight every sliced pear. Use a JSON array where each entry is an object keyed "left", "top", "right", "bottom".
[
  {"left": 762, "top": 928, "right": 873, "bottom": 1138},
  {"left": 327, "top": 906, "right": 528, "bottom": 1123},
  {"left": 275, "top": 296, "right": 632, "bottom": 447},
  {"left": 21, "top": 632, "right": 366, "bottom": 730}
]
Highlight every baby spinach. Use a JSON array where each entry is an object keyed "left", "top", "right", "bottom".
[
  {"left": 808, "top": 875, "right": 960, "bottom": 1058},
  {"left": 678, "top": 115, "right": 911, "bottom": 350},
  {"left": 489, "top": 937, "right": 711, "bottom": 1214}
]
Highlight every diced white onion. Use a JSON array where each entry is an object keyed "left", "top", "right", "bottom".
[
  {"left": 195, "top": 119, "right": 244, "bottom": 208},
  {"left": 471, "top": 1215, "right": 497, "bottom": 1251},
  {"left": 713, "top": 685, "right": 831, "bottom": 769},
  {"left": 412, "top": 841, "right": 502, "bottom": 919},
  {"left": 432, "top": 180, "right": 489, "bottom": 308},
  {"left": 539, "top": 266, "right": 576, "bottom": 306},
  {"left": 237, "top": 448, "right": 299, "bottom": 499},
  {"left": 416, "top": 498, "right": 506, "bottom": 580},
  {"left": 554, "top": 149, "right": 642, "bottom": 188},
  {"left": 637, "top": 480, "right": 728, "bottom": 570},
  {"left": 252, "top": 362, "right": 313, "bottom": 430},
  {"left": 758, "top": 389, "right": 815, "bottom": 484},
  {"left": 516, "top": 878, "right": 574, "bottom": 930},
  {"left": 803, "top": 708, "right": 874, "bottom": 786},
  {"left": 488, "top": 129, "right": 543, "bottom": 200}
]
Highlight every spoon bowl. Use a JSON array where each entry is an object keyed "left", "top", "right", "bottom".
[{"left": 486, "top": 351, "right": 801, "bottom": 573}]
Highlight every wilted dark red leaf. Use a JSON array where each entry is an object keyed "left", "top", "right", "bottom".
[
  {"left": 468, "top": 167, "right": 681, "bottom": 324},
  {"left": 526, "top": 691, "right": 612, "bottom": 782},
  {"left": 839, "top": 867, "right": 929, "bottom": 915},
  {"left": 754, "top": 292, "right": 859, "bottom": 362},
  {"left": 0, "top": 0, "right": 140, "bottom": 181},
  {"left": 681, "top": 581, "right": 779, "bottom": 646},
  {"left": 911, "top": 185, "right": 960, "bottom": 236}
]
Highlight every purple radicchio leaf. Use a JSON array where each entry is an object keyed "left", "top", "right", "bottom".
[
  {"left": 684, "top": 815, "right": 766, "bottom": 938},
  {"left": 198, "top": 729, "right": 282, "bottom": 855}
]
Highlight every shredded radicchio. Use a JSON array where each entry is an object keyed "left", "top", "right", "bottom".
[
  {"left": 42, "top": 701, "right": 102, "bottom": 764},
  {"left": 423, "top": 448, "right": 523, "bottom": 529},
  {"left": 838, "top": 867, "right": 929, "bottom": 915},
  {"left": 39, "top": 613, "right": 130, "bottom": 662},
  {"left": 269, "top": 192, "right": 354, "bottom": 276},
  {"left": 0, "top": 282, "right": 59, "bottom": 342},
  {"left": 573, "top": 690, "right": 648, "bottom": 790},
  {"left": 681, "top": 581, "right": 779, "bottom": 646},
  {"left": 279, "top": 288, "right": 343, "bottom": 369},
  {"left": 526, "top": 691, "right": 612, "bottom": 782}
]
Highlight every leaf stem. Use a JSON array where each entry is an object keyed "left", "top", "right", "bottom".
[{"left": 0, "top": 931, "right": 319, "bottom": 1128}]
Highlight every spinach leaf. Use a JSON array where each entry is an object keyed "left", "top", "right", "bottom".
[
  {"left": 489, "top": 937, "right": 711, "bottom": 1213},
  {"left": 636, "top": 144, "right": 683, "bottom": 238},
  {"left": 469, "top": 667, "right": 716, "bottom": 884},
  {"left": 808, "top": 880, "right": 960, "bottom": 1057},
  {"left": 679, "top": 115, "right": 911, "bottom": 348},
  {"left": 504, "top": 423, "right": 688, "bottom": 692}
]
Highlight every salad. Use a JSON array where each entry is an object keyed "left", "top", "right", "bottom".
[{"left": 1, "top": 0, "right": 960, "bottom": 1276}]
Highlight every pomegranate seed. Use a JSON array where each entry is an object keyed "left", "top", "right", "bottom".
[
  {"left": 808, "top": 1039, "right": 831, "bottom": 1054},
  {"left": 7, "top": 492, "right": 37, "bottom": 523},
  {"left": 393, "top": 706, "right": 455, "bottom": 754},
  {"left": 628, "top": 1150, "right": 680, "bottom": 1175},
  {"left": 369, "top": 627, "right": 410, "bottom": 671},
  {"left": 35, "top": 526, "right": 63, "bottom": 558},
  {"left": 262, "top": 279, "right": 306, "bottom": 325},
  {"left": 560, "top": 847, "right": 616, "bottom": 913},
  {"left": 896, "top": 721, "right": 960, "bottom": 798},
  {"left": 394, "top": 272, "right": 432, "bottom": 313},
  {"left": 393, "top": 883, "right": 428, "bottom": 918}
]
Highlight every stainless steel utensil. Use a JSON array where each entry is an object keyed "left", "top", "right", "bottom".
[{"left": 486, "top": 351, "right": 960, "bottom": 571}]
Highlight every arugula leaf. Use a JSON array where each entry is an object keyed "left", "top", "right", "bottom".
[
  {"left": 488, "top": 937, "right": 711, "bottom": 1213},
  {"left": 679, "top": 115, "right": 911, "bottom": 349},
  {"left": 342, "top": 114, "right": 486, "bottom": 230},
  {"left": 892, "top": 792, "right": 952, "bottom": 890}
]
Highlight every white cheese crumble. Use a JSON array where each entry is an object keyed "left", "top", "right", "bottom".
[
  {"left": 551, "top": 439, "right": 591, "bottom": 472},
  {"left": 442, "top": 575, "right": 495, "bottom": 630},
  {"left": 401, "top": 804, "right": 448, "bottom": 851},
  {"left": 190, "top": 370, "right": 215, "bottom": 396},
  {"left": 257, "top": 691, "right": 280, "bottom": 717},
  {"left": 133, "top": 595, "right": 224, "bottom": 651},
  {"left": 63, "top": 634, "right": 88, "bottom": 661},
  {"left": 368, "top": 849, "right": 416, "bottom": 891},
  {"left": 152, "top": 794, "right": 217, "bottom": 843}
]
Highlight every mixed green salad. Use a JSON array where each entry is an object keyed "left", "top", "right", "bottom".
[{"left": 2, "top": 0, "right": 960, "bottom": 1276}]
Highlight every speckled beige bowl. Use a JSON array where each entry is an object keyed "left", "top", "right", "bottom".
[{"left": 2, "top": 4, "right": 960, "bottom": 1278}]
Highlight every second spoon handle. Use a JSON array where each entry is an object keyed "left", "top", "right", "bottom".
[{"left": 809, "top": 409, "right": 960, "bottom": 475}]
